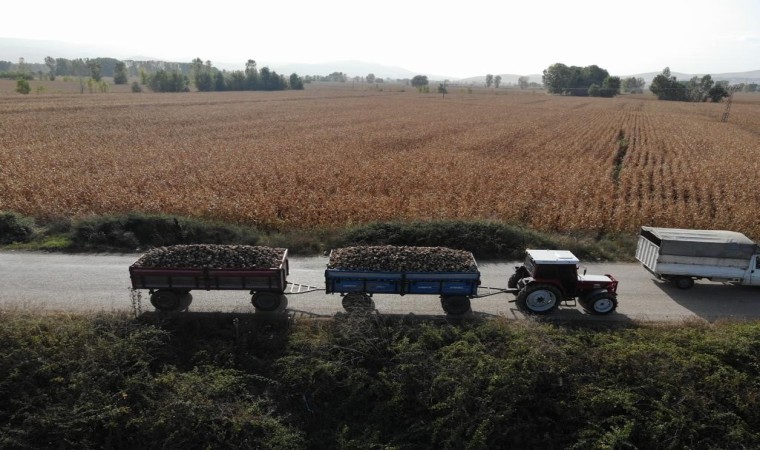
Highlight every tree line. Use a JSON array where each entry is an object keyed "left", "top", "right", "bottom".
[
  {"left": 649, "top": 67, "right": 730, "bottom": 102},
  {"left": 542, "top": 63, "right": 621, "bottom": 97}
]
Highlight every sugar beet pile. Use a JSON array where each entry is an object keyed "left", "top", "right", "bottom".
[
  {"left": 134, "top": 245, "right": 285, "bottom": 269},
  {"left": 328, "top": 245, "right": 477, "bottom": 272}
]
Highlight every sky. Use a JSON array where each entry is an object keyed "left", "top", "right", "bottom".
[{"left": 2, "top": 0, "right": 759, "bottom": 78}]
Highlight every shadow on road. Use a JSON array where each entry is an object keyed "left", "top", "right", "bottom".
[{"left": 649, "top": 278, "right": 760, "bottom": 322}]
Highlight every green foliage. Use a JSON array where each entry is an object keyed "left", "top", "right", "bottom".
[
  {"left": 0, "top": 312, "right": 304, "bottom": 448},
  {"left": 336, "top": 220, "right": 604, "bottom": 260},
  {"left": 131, "top": 81, "right": 142, "bottom": 93},
  {"left": 543, "top": 63, "right": 619, "bottom": 97},
  {"left": 15, "top": 77, "right": 31, "bottom": 94},
  {"left": 411, "top": 75, "right": 429, "bottom": 88},
  {"left": 2, "top": 312, "right": 759, "bottom": 448},
  {"left": 70, "top": 212, "right": 260, "bottom": 250},
  {"left": 113, "top": 61, "right": 128, "bottom": 84},
  {"left": 0, "top": 211, "right": 35, "bottom": 244},
  {"left": 147, "top": 70, "right": 189, "bottom": 92}
]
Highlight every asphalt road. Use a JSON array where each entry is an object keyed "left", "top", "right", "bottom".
[{"left": 1, "top": 251, "right": 758, "bottom": 323}]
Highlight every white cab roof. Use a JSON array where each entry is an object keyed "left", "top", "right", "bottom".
[{"left": 527, "top": 250, "right": 579, "bottom": 265}]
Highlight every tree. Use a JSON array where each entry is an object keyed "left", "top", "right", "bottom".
[
  {"left": 438, "top": 82, "right": 448, "bottom": 98},
  {"left": 44, "top": 56, "right": 56, "bottom": 81},
  {"left": 494, "top": 75, "right": 502, "bottom": 88},
  {"left": 622, "top": 77, "right": 645, "bottom": 93},
  {"left": 649, "top": 67, "right": 688, "bottom": 101},
  {"left": 411, "top": 75, "right": 428, "bottom": 88},
  {"left": 15, "top": 78, "right": 31, "bottom": 94},
  {"left": 542, "top": 63, "right": 573, "bottom": 94},
  {"left": 290, "top": 73, "right": 304, "bottom": 90},
  {"left": 366, "top": 73, "right": 375, "bottom": 84},
  {"left": 113, "top": 61, "right": 128, "bottom": 84},
  {"left": 518, "top": 76, "right": 529, "bottom": 89},
  {"left": 87, "top": 59, "right": 101, "bottom": 82},
  {"left": 707, "top": 84, "right": 729, "bottom": 102},
  {"left": 599, "top": 76, "right": 621, "bottom": 97},
  {"left": 543, "top": 63, "right": 615, "bottom": 96},
  {"left": 485, "top": 74, "right": 494, "bottom": 88}
]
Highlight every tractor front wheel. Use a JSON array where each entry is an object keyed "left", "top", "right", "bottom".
[
  {"left": 516, "top": 284, "right": 561, "bottom": 315},
  {"left": 582, "top": 293, "right": 617, "bottom": 315}
]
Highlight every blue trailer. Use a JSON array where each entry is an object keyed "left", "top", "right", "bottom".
[{"left": 325, "top": 266, "right": 481, "bottom": 315}]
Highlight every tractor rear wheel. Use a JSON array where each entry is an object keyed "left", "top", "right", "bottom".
[
  {"left": 516, "top": 284, "right": 561, "bottom": 315},
  {"left": 441, "top": 296, "right": 471, "bottom": 315}
]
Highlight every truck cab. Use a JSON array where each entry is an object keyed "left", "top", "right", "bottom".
[{"left": 509, "top": 250, "right": 618, "bottom": 315}]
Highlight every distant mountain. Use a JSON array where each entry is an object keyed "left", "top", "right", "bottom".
[
  {"left": 3, "top": 37, "right": 758, "bottom": 84},
  {"left": 262, "top": 60, "right": 419, "bottom": 80}
]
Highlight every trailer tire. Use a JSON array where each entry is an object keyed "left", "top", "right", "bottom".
[
  {"left": 441, "top": 296, "right": 471, "bottom": 315},
  {"left": 251, "top": 292, "right": 283, "bottom": 312},
  {"left": 673, "top": 276, "right": 695, "bottom": 290},
  {"left": 582, "top": 293, "right": 617, "bottom": 315},
  {"left": 516, "top": 284, "right": 560, "bottom": 315},
  {"left": 150, "top": 290, "right": 182, "bottom": 312},
  {"left": 180, "top": 292, "right": 193, "bottom": 311},
  {"left": 342, "top": 293, "right": 373, "bottom": 312}
]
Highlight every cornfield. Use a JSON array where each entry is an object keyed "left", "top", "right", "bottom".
[{"left": 1, "top": 82, "right": 759, "bottom": 238}]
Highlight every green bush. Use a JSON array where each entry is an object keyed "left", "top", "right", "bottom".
[
  {"left": 70, "top": 213, "right": 260, "bottom": 250},
  {"left": 336, "top": 220, "right": 635, "bottom": 261},
  {"left": 0, "top": 211, "right": 35, "bottom": 244}
]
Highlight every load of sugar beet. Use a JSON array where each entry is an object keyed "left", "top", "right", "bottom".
[
  {"left": 133, "top": 244, "right": 286, "bottom": 269},
  {"left": 328, "top": 245, "right": 478, "bottom": 273}
]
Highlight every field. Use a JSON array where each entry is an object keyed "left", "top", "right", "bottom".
[{"left": 1, "top": 81, "right": 759, "bottom": 238}]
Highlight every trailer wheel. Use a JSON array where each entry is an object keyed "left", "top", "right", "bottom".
[
  {"left": 251, "top": 292, "right": 283, "bottom": 312},
  {"left": 673, "top": 276, "right": 695, "bottom": 290},
  {"left": 342, "top": 293, "right": 373, "bottom": 312},
  {"left": 582, "top": 293, "right": 617, "bottom": 315},
  {"left": 516, "top": 284, "right": 560, "bottom": 315},
  {"left": 180, "top": 292, "right": 193, "bottom": 311},
  {"left": 150, "top": 290, "right": 182, "bottom": 312},
  {"left": 441, "top": 296, "right": 471, "bottom": 315}
]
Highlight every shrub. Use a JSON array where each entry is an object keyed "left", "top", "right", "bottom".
[
  {"left": 0, "top": 211, "right": 35, "bottom": 244},
  {"left": 70, "top": 212, "right": 260, "bottom": 250},
  {"left": 15, "top": 78, "right": 31, "bottom": 95}
]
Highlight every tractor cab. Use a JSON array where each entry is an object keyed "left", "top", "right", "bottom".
[{"left": 524, "top": 250, "right": 581, "bottom": 297}]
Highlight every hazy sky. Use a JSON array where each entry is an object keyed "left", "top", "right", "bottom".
[{"left": 3, "top": 0, "right": 759, "bottom": 77}]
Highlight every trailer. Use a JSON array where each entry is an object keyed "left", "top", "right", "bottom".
[
  {"left": 636, "top": 226, "right": 760, "bottom": 289},
  {"left": 325, "top": 264, "right": 481, "bottom": 315},
  {"left": 129, "top": 248, "right": 290, "bottom": 311}
]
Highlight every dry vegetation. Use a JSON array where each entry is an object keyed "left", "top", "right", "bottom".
[{"left": 1, "top": 81, "right": 759, "bottom": 238}]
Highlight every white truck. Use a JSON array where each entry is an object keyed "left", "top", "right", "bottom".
[{"left": 636, "top": 226, "right": 760, "bottom": 289}]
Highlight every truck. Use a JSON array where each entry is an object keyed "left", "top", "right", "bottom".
[
  {"left": 129, "top": 248, "right": 290, "bottom": 312},
  {"left": 636, "top": 226, "right": 760, "bottom": 289}
]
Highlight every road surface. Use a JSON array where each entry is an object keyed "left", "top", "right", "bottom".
[{"left": 1, "top": 251, "right": 758, "bottom": 322}]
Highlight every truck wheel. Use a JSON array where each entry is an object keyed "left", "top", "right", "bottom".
[
  {"left": 516, "top": 284, "right": 560, "bottom": 315},
  {"left": 583, "top": 293, "right": 617, "bottom": 315},
  {"left": 251, "top": 292, "right": 283, "bottom": 312},
  {"left": 342, "top": 293, "right": 374, "bottom": 312},
  {"left": 150, "top": 290, "right": 181, "bottom": 312},
  {"left": 673, "top": 277, "right": 695, "bottom": 289},
  {"left": 441, "top": 296, "right": 471, "bottom": 315}
]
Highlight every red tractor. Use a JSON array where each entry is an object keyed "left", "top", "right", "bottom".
[{"left": 508, "top": 250, "right": 618, "bottom": 315}]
